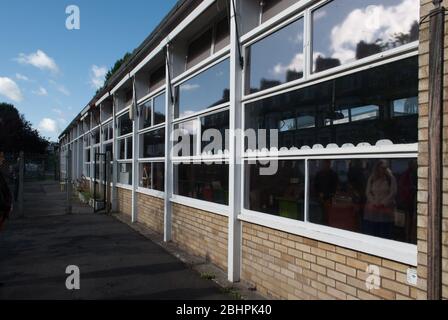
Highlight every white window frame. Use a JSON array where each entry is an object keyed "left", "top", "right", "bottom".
[{"left": 241, "top": 0, "right": 420, "bottom": 102}]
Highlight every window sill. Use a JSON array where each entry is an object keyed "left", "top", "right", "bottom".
[
  {"left": 170, "top": 195, "right": 229, "bottom": 217},
  {"left": 239, "top": 209, "right": 417, "bottom": 266},
  {"left": 137, "top": 187, "right": 164, "bottom": 199},
  {"left": 116, "top": 183, "right": 133, "bottom": 191}
]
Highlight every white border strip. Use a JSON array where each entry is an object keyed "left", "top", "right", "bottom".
[
  {"left": 239, "top": 209, "right": 417, "bottom": 266},
  {"left": 171, "top": 195, "right": 229, "bottom": 217}
]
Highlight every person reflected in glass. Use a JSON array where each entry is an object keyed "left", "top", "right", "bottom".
[
  {"left": 397, "top": 159, "right": 417, "bottom": 243},
  {"left": 314, "top": 159, "right": 338, "bottom": 224},
  {"left": 363, "top": 160, "right": 397, "bottom": 239}
]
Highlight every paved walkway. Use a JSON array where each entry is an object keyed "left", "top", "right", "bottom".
[{"left": 0, "top": 181, "right": 229, "bottom": 300}]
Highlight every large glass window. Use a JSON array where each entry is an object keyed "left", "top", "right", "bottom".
[
  {"left": 175, "top": 59, "right": 230, "bottom": 118},
  {"left": 142, "top": 129, "right": 165, "bottom": 158},
  {"left": 245, "top": 57, "right": 418, "bottom": 150},
  {"left": 308, "top": 158, "right": 417, "bottom": 244},
  {"left": 174, "top": 163, "right": 229, "bottom": 205},
  {"left": 246, "top": 18, "right": 304, "bottom": 94},
  {"left": 140, "top": 100, "right": 152, "bottom": 129},
  {"left": 118, "top": 137, "right": 133, "bottom": 160},
  {"left": 245, "top": 160, "right": 305, "bottom": 220},
  {"left": 118, "top": 113, "right": 133, "bottom": 136},
  {"left": 312, "top": 0, "right": 419, "bottom": 73},
  {"left": 139, "top": 162, "right": 165, "bottom": 192},
  {"left": 173, "top": 120, "right": 198, "bottom": 157}
]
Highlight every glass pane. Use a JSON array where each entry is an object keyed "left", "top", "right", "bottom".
[
  {"left": 118, "top": 113, "right": 133, "bottom": 136},
  {"left": 117, "top": 163, "right": 132, "bottom": 185},
  {"left": 176, "top": 59, "right": 230, "bottom": 118},
  {"left": 312, "top": 0, "right": 419, "bottom": 73},
  {"left": 246, "top": 18, "right": 304, "bottom": 94},
  {"left": 201, "top": 111, "right": 229, "bottom": 153},
  {"left": 174, "top": 163, "right": 229, "bottom": 205},
  {"left": 154, "top": 92, "right": 166, "bottom": 125},
  {"left": 139, "top": 162, "right": 165, "bottom": 191},
  {"left": 140, "top": 100, "right": 152, "bottom": 129},
  {"left": 308, "top": 158, "right": 417, "bottom": 244},
  {"left": 142, "top": 129, "right": 165, "bottom": 158},
  {"left": 245, "top": 57, "right": 418, "bottom": 150},
  {"left": 245, "top": 160, "right": 305, "bottom": 221},
  {"left": 186, "top": 28, "right": 213, "bottom": 69},
  {"left": 139, "top": 163, "right": 152, "bottom": 189},
  {"left": 215, "top": 16, "right": 230, "bottom": 52},
  {"left": 153, "top": 162, "right": 165, "bottom": 192},
  {"left": 173, "top": 120, "right": 198, "bottom": 157},
  {"left": 119, "top": 140, "right": 125, "bottom": 160},
  {"left": 126, "top": 138, "right": 133, "bottom": 160}
]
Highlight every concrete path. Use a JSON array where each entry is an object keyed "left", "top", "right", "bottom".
[{"left": 0, "top": 181, "right": 230, "bottom": 300}]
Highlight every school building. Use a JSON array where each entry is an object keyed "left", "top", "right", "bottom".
[{"left": 58, "top": 0, "right": 448, "bottom": 300}]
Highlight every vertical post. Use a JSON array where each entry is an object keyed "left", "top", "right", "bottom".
[
  {"left": 228, "top": 0, "right": 242, "bottom": 283},
  {"left": 106, "top": 151, "right": 112, "bottom": 214},
  {"left": 17, "top": 151, "right": 24, "bottom": 218},
  {"left": 164, "top": 45, "right": 174, "bottom": 242},
  {"left": 131, "top": 77, "right": 139, "bottom": 223},
  {"left": 427, "top": 3, "right": 444, "bottom": 301},
  {"left": 111, "top": 94, "right": 118, "bottom": 212},
  {"left": 66, "top": 149, "right": 72, "bottom": 215}
]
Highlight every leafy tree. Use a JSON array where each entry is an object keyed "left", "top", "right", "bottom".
[
  {"left": 0, "top": 103, "right": 49, "bottom": 154},
  {"left": 95, "top": 52, "right": 132, "bottom": 95}
]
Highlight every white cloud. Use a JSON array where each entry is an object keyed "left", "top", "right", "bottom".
[
  {"left": 0, "top": 77, "right": 23, "bottom": 102},
  {"left": 16, "top": 73, "right": 29, "bottom": 81},
  {"left": 38, "top": 118, "right": 58, "bottom": 134},
  {"left": 272, "top": 53, "right": 305, "bottom": 77},
  {"left": 329, "top": 0, "right": 418, "bottom": 64},
  {"left": 16, "top": 50, "right": 59, "bottom": 73},
  {"left": 180, "top": 84, "right": 200, "bottom": 92},
  {"left": 90, "top": 65, "right": 107, "bottom": 89},
  {"left": 32, "top": 86, "right": 48, "bottom": 96}
]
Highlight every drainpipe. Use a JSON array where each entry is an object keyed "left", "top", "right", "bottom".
[{"left": 427, "top": 0, "right": 444, "bottom": 300}]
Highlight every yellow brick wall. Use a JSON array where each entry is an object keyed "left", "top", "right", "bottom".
[
  {"left": 117, "top": 187, "right": 132, "bottom": 216},
  {"left": 241, "top": 222, "right": 423, "bottom": 300},
  {"left": 137, "top": 193, "right": 164, "bottom": 234},
  {"left": 419, "top": 0, "right": 448, "bottom": 299},
  {"left": 172, "top": 203, "right": 228, "bottom": 271}
]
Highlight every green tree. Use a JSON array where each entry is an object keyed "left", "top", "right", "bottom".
[
  {"left": 0, "top": 103, "right": 49, "bottom": 154},
  {"left": 96, "top": 52, "right": 132, "bottom": 95}
]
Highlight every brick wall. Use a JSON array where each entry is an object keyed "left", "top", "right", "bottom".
[
  {"left": 172, "top": 203, "right": 228, "bottom": 271},
  {"left": 419, "top": 0, "right": 448, "bottom": 299},
  {"left": 117, "top": 187, "right": 132, "bottom": 216},
  {"left": 241, "top": 222, "right": 423, "bottom": 300},
  {"left": 137, "top": 193, "right": 164, "bottom": 234}
]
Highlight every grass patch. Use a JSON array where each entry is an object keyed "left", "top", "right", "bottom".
[
  {"left": 221, "top": 287, "right": 242, "bottom": 300},
  {"left": 200, "top": 272, "right": 216, "bottom": 280}
]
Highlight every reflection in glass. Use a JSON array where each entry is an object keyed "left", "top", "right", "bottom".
[
  {"left": 139, "top": 162, "right": 165, "bottom": 191},
  {"left": 308, "top": 158, "right": 417, "bottom": 244},
  {"left": 245, "top": 57, "right": 418, "bottom": 150},
  {"left": 245, "top": 160, "right": 305, "bottom": 221},
  {"left": 118, "top": 113, "right": 133, "bottom": 136},
  {"left": 174, "top": 163, "right": 229, "bottom": 205},
  {"left": 142, "top": 129, "right": 165, "bottom": 158},
  {"left": 246, "top": 18, "right": 304, "bottom": 94},
  {"left": 154, "top": 93, "right": 166, "bottom": 125},
  {"left": 201, "top": 111, "right": 229, "bottom": 153},
  {"left": 176, "top": 59, "right": 230, "bottom": 118},
  {"left": 173, "top": 120, "right": 198, "bottom": 157},
  {"left": 140, "top": 100, "right": 152, "bottom": 129},
  {"left": 312, "top": 0, "right": 419, "bottom": 73}
]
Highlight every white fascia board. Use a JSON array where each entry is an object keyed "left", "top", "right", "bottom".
[
  {"left": 81, "top": 105, "right": 90, "bottom": 116},
  {"left": 111, "top": 74, "right": 130, "bottom": 95},
  {"left": 96, "top": 92, "right": 110, "bottom": 106},
  {"left": 130, "top": 0, "right": 217, "bottom": 77}
]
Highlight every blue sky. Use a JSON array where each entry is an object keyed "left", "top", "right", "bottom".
[{"left": 0, "top": 0, "right": 177, "bottom": 141}]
